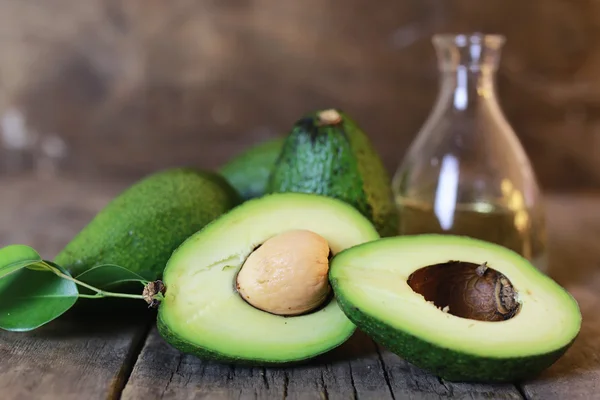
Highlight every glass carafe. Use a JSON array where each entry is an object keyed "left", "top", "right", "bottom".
[{"left": 391, "top": 33, "right": 548, "bottom": 272}]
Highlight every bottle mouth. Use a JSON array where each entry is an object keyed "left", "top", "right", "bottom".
[
  {"left": 432, "top": 32, "right": 505, "bottom": 72},
  {"left": 433, "top": 33, "right": 506, "bottom": 49}
]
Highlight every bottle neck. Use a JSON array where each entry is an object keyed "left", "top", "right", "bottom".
[
  {"left": 431, "top": 33, "right": 504, "bottom": 113},
  {"left": 437, "top": 65, "right": 498, "bottom": 112}
]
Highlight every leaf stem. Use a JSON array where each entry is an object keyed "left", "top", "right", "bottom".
[
  {"left": 98, "top": 291, "right": 145, "bottom": 300},
  {"left": 78, "top": 294, "right": 101, "bottom": 299},
  {"left": 43, "top": 262, "right": 146, "bottom": 301},
  {"left": 57, "top": 272, "right": 105, "bottom": 293},
  {"left": 77, "top": 291, "right": 145, "bottom": 300}
]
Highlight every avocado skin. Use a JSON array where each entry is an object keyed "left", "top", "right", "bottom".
[
  {"left": 331, "top": 277, "right": 575, "bottom": 383},
  {"left": 54, "top": 168, "right": 241, "bottom": 282},
  {"left": 219, "top": 137, "right": 284, "bottom": 200},
  {"left": 156, "top": 306, "right": 355, "bottom": 366},
  {"left": 266, "top": 110, "right": 398, "bottom": 237}
]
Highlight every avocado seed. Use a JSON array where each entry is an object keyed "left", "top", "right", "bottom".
[
  {"left": 407, "top": 261, "right": 520, "bottom": 321},
  {"left": 236, "top": 229, "right": 331, "bottom": 316}
]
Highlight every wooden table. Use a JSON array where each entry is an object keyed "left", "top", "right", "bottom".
[{"left": 1, "top": 176, "right": 599, "bottom": 400}]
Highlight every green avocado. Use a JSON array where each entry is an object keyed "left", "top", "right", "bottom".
[
  {"left": 329, "top": 234, "right": 582, "bottom": 383},
  {"left": 54, "top": 168, "right": 241, "bottom": 282},
  {"left": 156, "top": 192, "right": 380, "bottom": 365},
  {"left": 266, "top": 109, "right": 398, "bottom": 237},
  {"left": 219, "top": 137, "right": 284, "bottom": 200}
]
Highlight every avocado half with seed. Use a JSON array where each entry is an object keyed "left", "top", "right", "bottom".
[
  {"left": 329, "top": 234, "right": 582, "bottom": 383},
  {"left": 156, "top": 192, "right": 380, "bottom": 364}
]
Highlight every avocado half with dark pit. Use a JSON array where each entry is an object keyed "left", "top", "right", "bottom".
[
  {"left": 329, "top": 234, "right": 582, "bottom": 383},
  {"left": 156, "top": 192, "right": 380, "bottom": 364}
]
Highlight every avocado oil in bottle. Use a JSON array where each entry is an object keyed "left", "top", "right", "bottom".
[
  {"left": 394, "top": 198, "right": 547, "bottom": 271},
  {"left": 391, "top": 33, "right": 548, "bottom": 273}
]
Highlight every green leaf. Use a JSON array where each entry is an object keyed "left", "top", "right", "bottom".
[
  {"left": 74, "top": 264, "right": 148, "bottom": 290},
  {"left": 0, "top": 262, "right": 78, "bottom": 332},
  {"left": 0, "top": 244, "right": 43, "bottom": 279}
]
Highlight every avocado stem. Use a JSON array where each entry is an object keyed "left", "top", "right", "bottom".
[{"left": 317, "top": 109, "right": 342, "bottom": 125}]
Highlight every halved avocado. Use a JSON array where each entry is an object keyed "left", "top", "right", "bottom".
[
  {"left": 329, "top": 234, "right": 582, "bottom": 383},
  {"left": 157, "top": 192, "right": 380, "bottom": 365}
]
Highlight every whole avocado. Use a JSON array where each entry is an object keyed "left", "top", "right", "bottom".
[
  {"left": 266, "top": 109, "right": 398, "bottom": 237},
  {"left": 219, "top": 137, "right": 284, "bottom": 200},
  {"left": 54, "top": 168, "right": 241, "bottom": 281}
]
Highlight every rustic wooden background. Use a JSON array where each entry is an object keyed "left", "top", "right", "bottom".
[{"left": 1, "top": 0, "right": 599, "bottom": 191}]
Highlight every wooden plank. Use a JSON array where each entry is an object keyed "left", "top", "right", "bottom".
[
  {"left": 376, "top": 345, "right": 523, "bottom": 400},
  {"left": 121, "top": 325, "right": 281, "bottom": 400},
  {"left": 123, "top": 326, "right": 524, "bottom": 399},
  {"left": 122, "top": 328, "right": 392, "bottom": 400},
  {"left": 0, "top": 306, "right": 152, "bottom": 400},
  {"left": 123, "top": 194, "right": 600, "bottom": 399},
  {"left": 519, "top": 195, "right": 600, "bottom": 399},
  {"left": 0, "top": 176, "right": 152, "bottom": 400}
]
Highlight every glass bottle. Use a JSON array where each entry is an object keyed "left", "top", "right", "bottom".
[{"left": 391, "top": 33, "right": 548, "bottom": 273}]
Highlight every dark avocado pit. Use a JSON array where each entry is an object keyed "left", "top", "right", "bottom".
[{"left": 407, "top": 260, "right": 520, "bottom": 321}]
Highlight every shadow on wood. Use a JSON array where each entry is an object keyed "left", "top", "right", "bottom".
[
  {"left": 24, "top": 300, "right": 154, "bottom": 340},
  {"left": 311, "top": 328, "right": 378, "bottom": 364}
]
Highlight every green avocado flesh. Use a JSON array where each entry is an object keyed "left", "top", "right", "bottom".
[
  {"left": 157, "top": 192, "right": 380, "bottom": 364},
  {"left": 267, "top": 109, "right": 399, "bottom": 238},
  {"left": 219, "top": 137, "right": 284, "bottom": 200},
  {"left": 54, "top": 168, "right": 241, "bottom": 282},
  {"left": 330, "top": 234, "right": 582, "bottom": 383}
]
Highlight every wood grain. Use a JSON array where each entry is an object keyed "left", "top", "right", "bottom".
[
  {"left": 0, "top": 308, "right": 152, "bottom": 400},
  {"left": 122, "top": 328, "right": 524, "bottom": 400},
  {"left": 376, "top": 345, "right": 522, "bottom": 399},
  {"left": 0, "top": 176, "right": 151, "bottom": 400}
]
